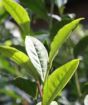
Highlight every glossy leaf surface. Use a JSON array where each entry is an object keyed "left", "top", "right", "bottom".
[
  {"left": 2, "top": 0, "right": 30, "bottom": 38},
  {"left": 49, "top": 18, "right": 84, "bottom": 65},
  {"left": 43, "top": 59, "right": 79, "bottom": 105}
]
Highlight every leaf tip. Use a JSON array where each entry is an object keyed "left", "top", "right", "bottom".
[
  {"left": 76, "top": 17, "right": 85, "bottom": 23},
  {"left": 73, "top": 59, "right": 80, "bottom": 67}
]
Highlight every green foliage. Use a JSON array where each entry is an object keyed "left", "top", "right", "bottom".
[
  {"left": 0, "top": 1, "right": 8, "bottom": 24},
  {"left": 74, "top": 36, "right": 88, "bottom": 57},
  {"left": 0, "top": 56, "right": 18, "bottom": 75},
  {"left": 42, "top": 59, "right": 79, "bottom": 105},
  {"left": 49, "top": 18, "right": 84, "bottom": 67},
  {"left": 19, "top": 0, "right": 48, "bottom": 19},
  {"left": 2, "top": 0, "right": 30, "bottom": 39},
  {"left": 0, "top": 88, "right": 21, "bottom": 99},
  {"left": 0, "top": 45, "right": 40, "bottom": 80},
  {"left": 0, "top": 0, "right": 86, "bottom": 105},
  {"left": 12, "top": 77, "right": 37, "bottom": 97}
]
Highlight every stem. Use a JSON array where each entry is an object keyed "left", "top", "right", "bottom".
[
  {"left": 36, "top": 81, "right": 43, "bottom": 98},
  {"left": 49, "top": 0, "right": 54, "bottom": 30},
  {"left": 75, "top": 71, "right": 82, "bottom": 97},
  {"left": 44, "top": 62, "right": 51, "bottom": 85},
  {"left": 23, "top": 100, "right": 29, "bottom": 105}
]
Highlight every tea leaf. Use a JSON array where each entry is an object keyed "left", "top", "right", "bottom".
[
  {"left": 0, "top": 45, "right": 39, "bottom": 80},
  {"left": 49, "top": 18, "right": 84, "bottom": 66},
  {"left": 2, "top": 0, "right": 30, "bottom": 38},
  {"left": 25, "top": 36, "right": 48, "bottom": 81},
  {"left": 42, "top": 59, "right": 79, "bottom": 105}
]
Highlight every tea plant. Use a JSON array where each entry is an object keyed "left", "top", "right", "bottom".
[{"left": 0, "top": 0, "right": 84, "bottom": 105}]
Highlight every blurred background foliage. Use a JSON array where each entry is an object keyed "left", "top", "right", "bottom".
[{"left": 0, "top": 0, "right": 88, "bottom": 105}]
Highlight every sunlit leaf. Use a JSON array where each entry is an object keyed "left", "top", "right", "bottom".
[
  {"left": 42, "top": 59, "right": 79, "bottom": 105},
  {"left": 25, "top": 36, "right": 48, "bottom": 81},
  {"left": 2, "top": 0, "right": 30, "bottom": 38},
  {"left": 49, "top": 18, "right": 84, "bottom": 66},
  {"left": 0, "top": 45, "right": 40, "bottom": 80}
]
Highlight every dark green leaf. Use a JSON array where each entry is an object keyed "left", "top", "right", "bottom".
[
  {"left": 74, "top": 36, "right": 88, "bottom": 57},
  {"left": 12, "top": 77, "right": 37, "bottom": 97},
  {"left": 20, "top": 0, "right": 48, "bottom": 19}
]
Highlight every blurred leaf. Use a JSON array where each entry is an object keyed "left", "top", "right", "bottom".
[
  {"left": 12, "top": 77, "right": 37, "bottom": 97},
  {"left": 20, "top": 0, "right": 48, "bottom": 19},
  {"left": 36, "top": 102, "right": 41, "bottom": 105},
  {"left": 0, "top": 45, "right": 40, "bottom": 80},
  {"left": 43, "top": 59, "right": 79, "bottom": 105},
  {"left": 0, "top": 88, "right": 20, "bottom": 99},
  {"left": 0, "top": 1, "right": 8, "bottom": 24},
  {"left": 82, "top": 83, "right": 88, "bottom": 95},
  {"left": 49, "top": 101, "right": 58, "bottom": 105},
  {"left": 49, "top": 18, "right": 84, "bottom": 66},
  {"left": 36, "top": 101, "right": 58, "bottom": 105},
  {"left": 55, "top": 0, "right": 68, "bottom": 8},
  {"left": 0, "top": 56, "right": 18, "bottom": 75},
  {"left": 55, "top": 0, "right": 68, "bottom": 15},
  {"left": 74, "top": 36, "right": 88, "bottom": 57},
  {"left": 25, "top": 36, "right": 48, "bottom": 81},
  {"left": 84, "top": 95, "right": 88, "bottom": 105},
  {"left": 2, "top": 0, "right": 30, "bottom": 39},
  {"left": 11, "top": 45, "right": 26, "bottom": 54}
]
